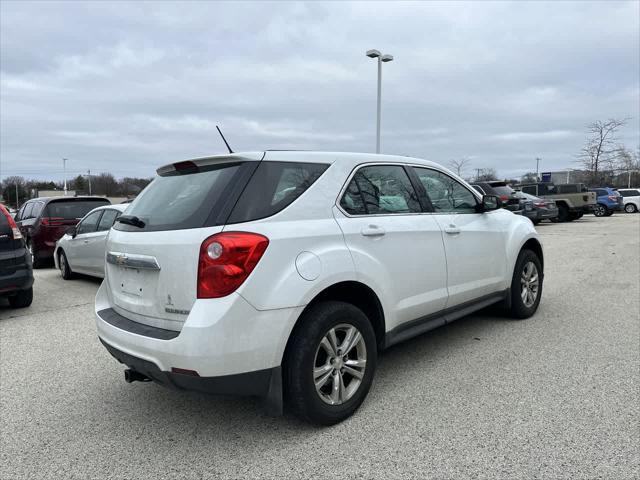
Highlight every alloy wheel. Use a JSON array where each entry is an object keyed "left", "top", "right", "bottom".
[
  {"left": 313, "top": 324, "right": 367, "bottom": 405},
  {"left": 594, "top": 205, "right": 605, "bottom": 217},
  {"left": 520, "top": 261, "right": 539, "bottom": 308},
  {"left": 625, "top": 204, "right": 636, "bottom": 213}
]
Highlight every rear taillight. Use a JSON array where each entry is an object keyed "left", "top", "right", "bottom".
[
  {"left": 500, "top": 195, "right": 509, "bottom": 201},
  {"left": 197, "top": 232, "right": 269, "bottom": 298},
  {"left": 608, "top": 195, "right": 618, "bottom": 201},
  {"left": 534, "top": 201, "right": 545, "bottom": 207},
  {"left": 0, "top": 206, "right": 22, "bottom": 239},
  {"left": 40, "top": 217, "right": 65, "bottom": 226}
]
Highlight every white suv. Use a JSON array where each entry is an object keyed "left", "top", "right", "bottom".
[{"left": 96, "top": 151, "right": 544, "bottom": 425}]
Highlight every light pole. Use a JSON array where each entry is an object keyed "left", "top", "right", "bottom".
[
  {"left": 535, "top": 157, "right": 541, "bottom": 181},
  {"left": 62, "top": 158, "right": 68, "bottom": 196},
  {"left": 366, "top": 49, "right": 393, "bottom": 154}
]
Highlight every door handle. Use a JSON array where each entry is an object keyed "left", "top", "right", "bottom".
[
  {"left": 361, "top": 225, "right": 386, "bottom": 237},
  {"left": 444, "top": 224, "right": 461, "bottom": 235}
]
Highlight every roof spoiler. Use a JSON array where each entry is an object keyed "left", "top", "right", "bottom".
[{"left": 156, "top": 152, "right": 265, "bottom": 176}]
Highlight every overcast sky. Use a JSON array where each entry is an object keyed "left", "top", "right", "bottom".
[{"left": 1, "top": 1, "right": 638, "bottom": 181}]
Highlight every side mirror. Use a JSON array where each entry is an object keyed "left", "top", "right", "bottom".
[
  {"left": 480, "top": 195, "right": 501, "bottom": 212},
  {"left": 67, "top": 226, "right": 77, "bottom": 238}
]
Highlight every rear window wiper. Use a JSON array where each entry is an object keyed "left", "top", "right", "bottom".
[{"left": 117, "top": 215, "right": 146, "bottom": 228}]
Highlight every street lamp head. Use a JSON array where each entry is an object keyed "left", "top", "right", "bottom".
[
  {"left": 366, "top": 49, "right": 381, "bottom": 58},
  {"left": 381, "top": 54, "right": 394, "bottom": 62}
]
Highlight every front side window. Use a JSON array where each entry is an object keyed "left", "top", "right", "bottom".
[
  {"left": 97, "top": 209, "right": 120, "bottom": 231},
  {"left": 340, "top": 165, "right": 421, "bottom": 215},
  {"left": 413, "top": 168, "right": 478, "bottom": 214},
  {"left": 76, "top": 210, "right": 103, "bottom": 235}
]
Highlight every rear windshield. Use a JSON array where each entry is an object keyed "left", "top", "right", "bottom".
[
  {"left": 45, "top": 199, "right": 110, "bottom": 219},
  {"left": 114, "top": 160, "right": 327, "bottom": 232},
  {"left": 492, "top": 185, "right": 515, "bottom": 196},
  {"left": 115, "top": 162, "right": 246, "bottom": 232}
]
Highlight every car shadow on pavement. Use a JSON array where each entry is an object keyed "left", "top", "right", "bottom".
[{"left": 88, "top": 305, "right": 512, "bottom": 435}]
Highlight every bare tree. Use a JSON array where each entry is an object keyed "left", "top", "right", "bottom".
[
  {"left": 615, "top": 145, "right": 640, "bottom": 188},
  {"left": 475, "top": 168, "right": 497, "bottom": 182},
  {"left": 449, "top": 158, "right": 471, "bottom": 177},
  {"left": 579, "top": 118, "right": 628, "bottom": 184}
]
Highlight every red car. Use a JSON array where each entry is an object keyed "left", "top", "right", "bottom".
[{"left": 15, "top": 196, "right": 110, "bottom": 268}]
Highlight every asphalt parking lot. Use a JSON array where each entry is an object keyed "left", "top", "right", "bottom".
[{"left": 1, "top": 214, "right": 638, "bottom": 479}]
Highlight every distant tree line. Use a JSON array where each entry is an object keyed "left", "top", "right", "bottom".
[{"left": 0, "top": 173, "right": 152, "bottom": 208}]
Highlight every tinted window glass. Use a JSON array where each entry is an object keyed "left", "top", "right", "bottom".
[
  {"left": 521, "top": 186, "right": 537, "bottom": 195},
  {"left": 594, "top": 189, "right": 608, "bottom": 197},
  {"left": 22, "top": 203, "right": 34, "bottom": 219},
  {"left": 119, "top": 163, "right": 244, "bottom": 232},
  {"left": 97, "top": 209, "right": 120, "bottom": 231},
  {"left": 340, "top": 178, "right": 366, "bottom": 215},
  {"left": 472, "top": 185, "right": 485, "bottom": 194},
  {"left": 413, "top": 168, "right": 477, "bottom": 214},
  {"left": 620, "top": 190, "right": 639, "bottom": 197},
  {"left": 46, "top": 200, "right": 110, "bottom": 219},
  {"left": 346, "top": 165, "right": 420, "bottom": 215},
  {"left": 228, "top": 162, "right": 328, "bottom": 223},
  {"left": 492, "top": 185, "right": 515, "bottom": 196},
  {"left": 31, "top": 202, "right": 44, "bottom": 218},
  {"left": 76, "top": 211, "right": 102, "bottom": 235}
]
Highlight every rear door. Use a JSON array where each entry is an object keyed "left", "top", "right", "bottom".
[
  {"left": 90, "top": 209, "right": 121, "bottom": 276},
  {"left": 66, "top": 210, "right": 103, "bottom": 273},
  {"left": 411, "top": 167, "right": 508, "bottom": 307},
  {"left": 334, "top": 164, "right": 448, "bottom": 328}
]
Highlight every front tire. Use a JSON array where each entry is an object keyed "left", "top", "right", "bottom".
[
  {"left": 284, "top": 301, "right": 377, "bottom": 426},
  {"left": 625, "top": 203, "right": 637, "bottom": 213},
  {"left": 508, "top": 249, "right": 543, "bottom": 319},
  {"left": 58, "top": 250, "right": 73, "bottom": 280},
  {"left": 557, "top": 204, "right": 569, "bottom": 222},
  {"left": 8, "top": 287, "right": 33, "bottom": 308},
  {"left": 26, "top": 239, "right": 44, "bottom": 269}
]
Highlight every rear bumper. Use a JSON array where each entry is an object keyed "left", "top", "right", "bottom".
[
  {"left": 537, "top": 207, "right": 559, "bottom": 219},
  {"left": 0, "top": 262, "right": 33, "bottom": 295},
  {"left": 95, "top": 280, "right": 303, "bottom": 380},
  {"left": 100, "top": 338, "right": 277, "bottom": 396}
]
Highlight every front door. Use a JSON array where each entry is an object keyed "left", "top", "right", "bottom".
[{"left": 411, "top": 167, "right": 508, "bottom": 308}]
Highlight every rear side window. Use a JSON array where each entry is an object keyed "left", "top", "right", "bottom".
[
  {"left": 46, "top": 200, "right": 109, "bottom": 219},
  {"left": 339, "top": 165, "right": 421, "bottom": 215},
  {"left": 97, "top": 209, "right": 121, "bottom": 231},
  {"left": 620, "top": 190, "right": 639, "bottom": 197},
  {"left": 31, "top": 202, "right": 44, "bottom": 218},
  {"left": 22, "top": 203, "right": 34, "bottom": 219},
  {"left": 227, "top": 162, "right": 328, "bottom": 223},
  {"left": 521, "top": 186, "right": 536, "bottom": 195},
  {"left": 594, "top": 189, "right": 608, "bottom": 197}
]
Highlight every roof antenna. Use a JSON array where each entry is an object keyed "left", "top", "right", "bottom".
[{"left": 216, "top": 125, "right": 234, "bottom": 154}]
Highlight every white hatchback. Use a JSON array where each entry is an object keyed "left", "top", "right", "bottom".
[
  {"left": 55, "top": 204, "right": 128, "bottom": 279},
  {"left": 95, "top": 151, "right": 544, "bottom": 425},
  {"left": 617, "top": 188, "right": 640, "bottom": 213}
]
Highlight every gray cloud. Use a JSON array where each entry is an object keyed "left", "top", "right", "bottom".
[{"left": 1, "top": 0, "right": 638, "bottom": 181}]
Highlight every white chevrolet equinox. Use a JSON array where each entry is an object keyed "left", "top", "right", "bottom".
[{"left": 96, "top": 151, "right": 544, "bottom": 425}]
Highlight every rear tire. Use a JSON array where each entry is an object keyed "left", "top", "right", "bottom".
[
  {"left": 58, "top": 250, "right": 73, "bottom": 280},
  {"left": 508, "top": 249, "right": 543, "bottom": 320},
  {"left": 284, "top": 301, "right": 377, "bottom": 426},
  {"left": 625, "top": 203, "right": 637, "bottom": 213},
  {"left": 8, "top": 287, "right": 33, "bottom": 308},
  {"left": 594, "top": 204, "right": 608, "bottom": 217}
]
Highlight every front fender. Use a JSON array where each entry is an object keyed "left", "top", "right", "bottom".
[{"left": 504, "top": 217, "right": 543, "bottom": 280}]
